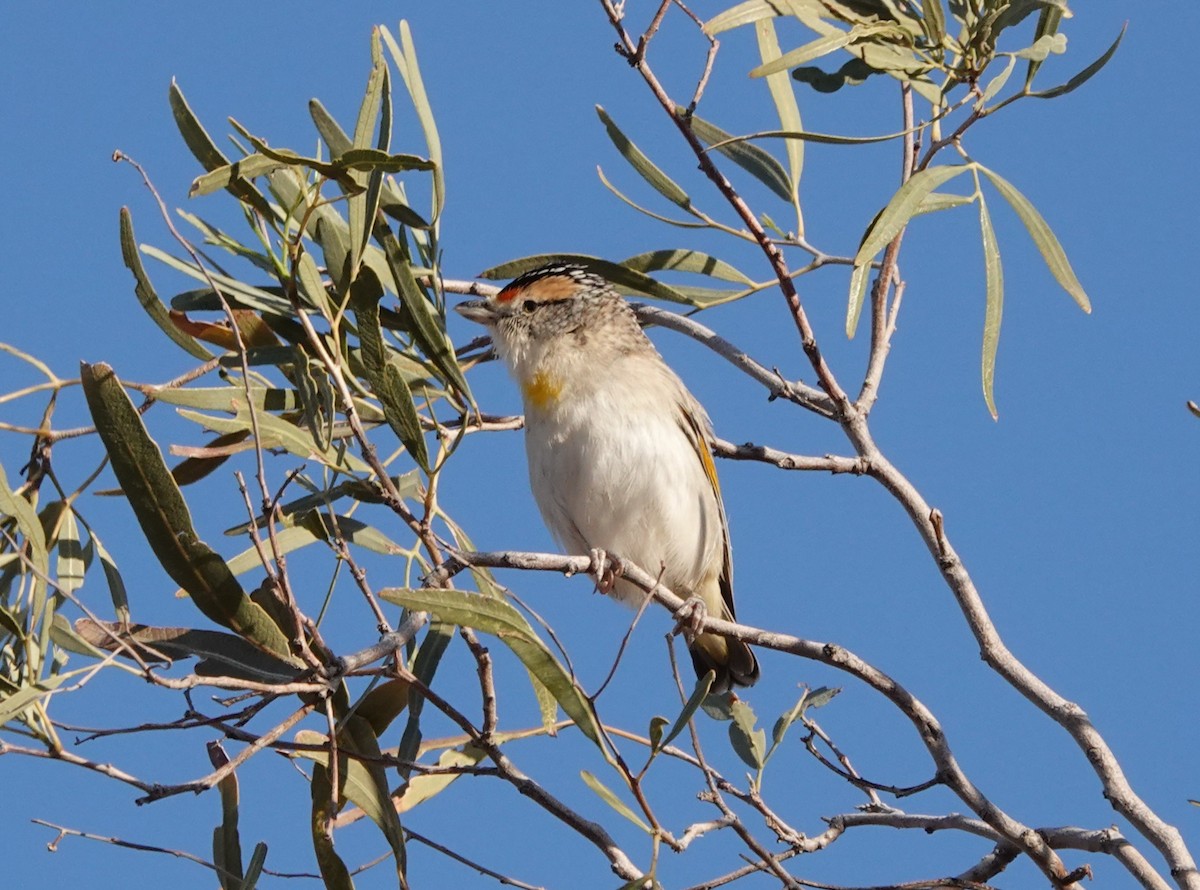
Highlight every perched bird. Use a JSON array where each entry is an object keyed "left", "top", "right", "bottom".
[{"left": 456, "top": 263, "right": 759, "bottom": 692}]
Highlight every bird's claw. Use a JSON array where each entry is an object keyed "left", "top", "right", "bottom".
[
  {"left": 590, "top": 548, "right": 622, "bottom": 594},
  {"left": 673, "top": 595, "right": 708, "bottom": 645}
]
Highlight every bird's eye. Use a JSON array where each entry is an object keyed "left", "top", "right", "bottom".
[{"left": 522, "top": 299, "right": 537, "bottom": 313}]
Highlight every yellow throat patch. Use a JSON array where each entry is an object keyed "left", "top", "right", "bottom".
[{"left": 522, "top": 370, "right": 563, "bottom": 409}]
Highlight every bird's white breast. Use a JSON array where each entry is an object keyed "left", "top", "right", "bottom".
[{"left": 523, "top": 356, "right": 722, "bottom": 603}]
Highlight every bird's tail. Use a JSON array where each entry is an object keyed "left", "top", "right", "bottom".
[{"left": 689, "top": 632, "right": 759, "bottom": 693}]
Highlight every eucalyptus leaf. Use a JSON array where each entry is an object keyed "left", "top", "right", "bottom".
[
  {"left": 855, "top": 164, "right": 971, "bottom": 264},
  {"left": 687, "top": 112, "right": 793, "bottom": 203},
  {"left": 979, "top": 166, "right": 1089, "bottom": 312},
  {"left": 80, "top": 363, "right": 297, "bottom": 661},
  {"left": 596, "top": 106, "right": 692, "bottom": 211},
  {"left": 978, "top": 193, "right": 1004, "bottom": 419}
]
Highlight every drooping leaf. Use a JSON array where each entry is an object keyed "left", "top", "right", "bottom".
[
  {"left": 979, "top": 166, "right": 1089, "bottom": 312},
  {"left": 687, "top": 112, "right": 793, "bottom": 203},
  {"left": 755, "top": 18, "right": 805, "bottom": 234},
  {"left": 620, "top": 249, "right": 754, "bottom": 285},
  {"left": 380, "top": 588, "right": 607, "bottom": 753},
  {"left": 855, "top": 164, "right": 971, "bottom": 264},
  {"left": 210, "top": 742, "right": 245, "bottom": 890},
  {"left": 728, "top": 699, "right": 767, "bottom": 770},
  {"left": 119, "top": 208, "right": 213, "bottom": 360},
  {"left": 654, "top": 671, "right": 714, "bottom": 753},
  {"left": 54, "top": 507, "right": 85, "bottom": 596},
  {"left": 296, "top": 720, "right": 406, "bottom": 882},
  {"left": 580, "top": 771, "right": 651, "bottom": 833},
  {"left": 396, "top": 745, "right": 486, "bottom": 813},
  {"left": 351, "top": 267, "right": 430, "bottom": 471},
  {"left": 844, "top": 261, "right": 872, "bottom": 339},
  {"left": 80, "top": 363, "right": 296, "bottom": 661},
  {"left": 978, "top": 193, "right": 1004, "bottom": 419},
  {"left": 750, "top": 30, "right": 853, "bottom": 78},
  {"left": 74, "top": 619, "right": 300, "bottom": 683},
  {"left": 168, "top": 81, "right": 274, "bottom": 218},
  {"left": 596, "top": 106, "right": 692, "bottom": 211},
  {"left": 1026, "top": 24, "right": 1125, "bottom": 101}
]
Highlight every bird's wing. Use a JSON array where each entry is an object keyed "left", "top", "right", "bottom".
[{"left": 677, "top": 402, "right": 737, "bottom": 621}]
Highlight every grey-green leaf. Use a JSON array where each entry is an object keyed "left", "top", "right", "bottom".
[
  {"left": 580, "top": 771, "right": 651, "bottom": 833},
  {"left": 80, "top": 362, "right": 296, "bottom": 662},
  {"left": 979, "top": 193, "right": 1004, "bottom": 420},
  {"left": 979, "top": 166, "right": 1089, "bottom": 312},
  {"left": 687, "top": 112, "right": 793, "bottom": 203},
  {"left": 380, "top": 588, "right": 607, "bottom": 753},
  {"left": 119, "top": 208, "right": 213, "bottom": 360},
  {"left": 855, "top": 164, "right": 971, "bottom": 264},
  {"left": 596, "top": 106, "right": 692, "bottom": 211}
]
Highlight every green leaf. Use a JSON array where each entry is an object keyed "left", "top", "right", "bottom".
[
  {"left": 175, "top": 405, "right": 370, "bottom": 474},
  {"left": 655, "top": 671, "right": 714, "bottom": 752},
  {"left": 1013, "top": 32, "right": 1067, "bottom": 62},
  {"left": 73, "top": 619, "right": 300, "bottom": 683},
  {"left": 381, "top": 21, "right": 445, "bottom": 221},
  {"left": 297, "top": 720, "right": 406, "bottom": 881},
  {"left": 119, "top": 208, "right": 213, "bottom": 360},
  {"left": 750, "top": 30, "right": 853, "bottom": 78},
  {"left": 979, "top": 55, "right": 1017, "bottom": 106},
  {"left": 979, "top": 166, "right": 1089, "bottom": 312},
  {"left": 845, "top": 261, "right": 872, "bottom": 339},
  {"left": 620, "top": 249, "right": 754, "bottom": 285},
  {"left": 580, "top": 771, "right": 651, "bottom": 833},
  {"left": 481, "top": 254, "right": 692, "bottom": 305},
  {"left": 855, "top": 164, "right": 971, "bottom": 264},
  {"left": 704, "top": 0, "right": 799, "bottom": 35},
  {"left": 0, "top": 462, "right": 50, "bottom": 600},
  {"left": 397, "top": 745, "right": 486, "bottom": 813},
  {"left": 1023, "top": 4, "right": 1063, "bottom": 88},
  {"left": 804, "top": 686, "right": 841, "bottom": 710},
  {"left": 349, "top": 31, "right": 389, "bottom": 287},
  {"left": 921, "top": 0, "right": 945, "bottom": 44},
  {"left": 353, "top": 678, "right": 411, "bottom": 737},
  {"left": 596, "top": 106, "right": 691, "bottom": 211},
  {"left": 372, "top": 222, "right": 470, "bottom": 399},
  {"left": 143, "top": 245, "right": 292, "bottom": 316},
  {"left": 49, "top": 506, "right": 84, "bottom": 598},
  {"left": 80, "top": 363, "right": 296, "bottom": 661},
  {"left": 380, "top": 588, "right": 607, "bottom": 753},
  {"left": 1026, "top": 25, "right": 1125, "bottom": 101},
  {"left": 648, "top": 716, "right": 669, "bottom": 752},
  {"left": 243, "top": 844, "right": 267, "bottom": 890},
  {"left": 79, "top": 524, "right": 130, "bottom": 622},
  {"left": 211, "top": 743, "right": 245, "bottom": 890},
  {"left": 755, "top": 18, "right": 805, "bottom": 234},
  {"left": 728, "top": 699, "right": 766, "bottom": 770},
  {"left": 351, "top": 267, "right": 430, "bottom": 471},
  {"left": 190, "top": 154, "right": 286, "bottom": 199},
  {"left": 168, "top": 81, "right": 274, "bottom": 218},
  {"left": 687, "top": 112, "right": 793, "bottom": 203},
  {"left": 0, "top": 674, "right": 68, "bottom": 729},
  {"left": 978, "top": 193, "right": 1004, "bottom": 419},
  {"left": 307, "top": 756, "right": 357, "bottom": 890},
  {"left": 309, "top": 99, "right": 353, "bottom": 157}
]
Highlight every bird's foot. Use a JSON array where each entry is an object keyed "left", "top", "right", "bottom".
[
  {"left": 589, "top": 548, "right": 622, "bottom": 595},
  {"left": 673, "top": 595, "right": 708, "bottom": 645}
]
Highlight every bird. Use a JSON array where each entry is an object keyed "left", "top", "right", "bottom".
[{"left": 455, "top": 262, "right": 759, "bottom": 692}]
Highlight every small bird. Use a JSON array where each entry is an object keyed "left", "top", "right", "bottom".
[{"left": 456, "top": 263, "right": 759, "bottom": 692}]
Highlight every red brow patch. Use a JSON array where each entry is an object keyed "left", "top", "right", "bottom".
[{"left": 496, "top": 283, "right": 523, "bottom": 303}]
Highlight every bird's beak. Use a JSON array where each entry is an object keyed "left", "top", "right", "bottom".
[{"left": 454, "top": 299, "right": 500, "bottom": 326}]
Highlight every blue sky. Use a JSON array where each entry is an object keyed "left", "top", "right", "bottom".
[{"left": 2, "top": 3, "right": 1197, "bottom": 888}]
